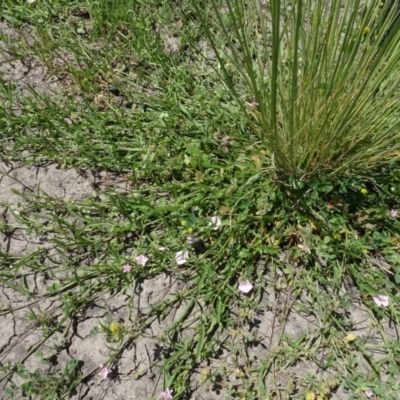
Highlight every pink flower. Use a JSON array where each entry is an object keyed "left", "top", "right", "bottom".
[
  {"left": 161, "top": 388, "right": 173, "bottom": 400},
  {"left": 122, "top": 264, "right": 131, "bottom": 273},
  {"left": 187, "top": 234, "right": 199, "bottom": 244},
  {"left": 136, "top": 254, "right": 149, "bottom": 266},
  {"left": 373, "top": 295, "right": 389, "bottom": 307},
  {"left": 209, "top": 216, "right": 222, "bottom": 230},
  {"left": 365, "top": 390, "right": 374, "bottom": 398},
  {"left": 175, "top": 251, "right": 189, "bottom": 265},
  {"left": 238, "top": 280, "right": 253, "bottom": 294},
  {"left": 64, "top": 118, "right": 73, "bottom": 125},
  {"left": 390, "top": 209, "right": 398, "bottom": 218},
  {"left": 98, "top": 364, "right": 112, "bottom": 379}
]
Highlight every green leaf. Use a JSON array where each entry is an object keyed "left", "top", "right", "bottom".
[
  {"left": 374, "top": 386, "right": 387, "bottom": 396},
  {"left": 47, "top": 283, "right": 60, "bottom": 293}
]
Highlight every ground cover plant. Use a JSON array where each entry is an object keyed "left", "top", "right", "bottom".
[{"left": 1, "top": 0, "right": 400, "bottom": 399}]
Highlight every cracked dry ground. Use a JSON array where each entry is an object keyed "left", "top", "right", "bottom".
[{"left": 0, "top": 162, "right": 197, "bottom": 399}]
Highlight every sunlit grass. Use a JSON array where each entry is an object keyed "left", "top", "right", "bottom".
[{"left": 193, "top": 0, "right": 400, "bottom": 179}]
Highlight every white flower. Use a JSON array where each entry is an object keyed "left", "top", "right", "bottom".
[
  {"left": 238, "top": 280, "right": 253, "bottom": 294},
  {"left": 187, "top": 234, "right": 199, "bottom": 244},
  {"left": 209, "top": 216, "right": 222, "bottom": 230},
  {"left": 373, "top": 295, "right": 389, "bottom": 307},
  {"left": 27, "top": 0, "right": 36, "bottom": 3},
  {"left": 175, "top": 251, "right": 189, "bottom": 265},
  {"left": 136, "top": 254, "right": 149, "bottom": 266}
]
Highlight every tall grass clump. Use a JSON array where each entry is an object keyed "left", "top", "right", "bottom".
[{"left": 192, "top": 0, "right": 400, "bottom": 180}]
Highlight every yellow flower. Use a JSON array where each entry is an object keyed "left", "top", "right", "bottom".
[
  {"left": 333, "top": 233, "right": 339, "bottom": 239},
  {"left": 363, "top": 27, "right": 370, "bottom": 35},
  {"left": 379, "top": 2, "right": 384, "bottom": 7},
  {"left": 181, "top": 220, "right": 187, "bottom": 226},
  {"left": 198, "top": 367, "right": 210, "bottom": 384},
  {"left": 362, "top": 249, "right": 368, "bottom": 255},
  {"left": 110, "top": 321, "right": 123, "bottom": 333},
  {"left": 305, "top": 392, "right": 316, "bottom": 400},
  {"left": 361, "top": 188, "right": 368, "bottom": 195},
  {"left": 187, "top": 227, "right": 194, "bottom": 234},
  {"left": 346, "top": 333, "right": 356, "bottom": 342}
]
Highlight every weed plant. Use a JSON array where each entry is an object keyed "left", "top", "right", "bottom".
[{"left": 193, "top": 0, "right": 400, "bottom": 179}]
